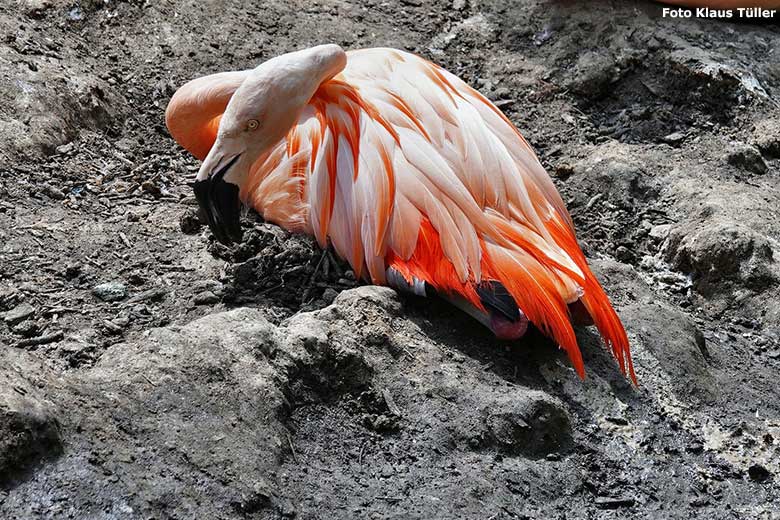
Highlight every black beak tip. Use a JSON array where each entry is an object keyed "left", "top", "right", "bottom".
[{"left": 193, "top": 175, "right": 243, "bottom": 247}]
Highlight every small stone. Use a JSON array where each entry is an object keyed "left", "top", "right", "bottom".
[
  {"left": 102, "top": 320, "right": 124, "bottom": 335},
  {"left": 193, "top": 280, "right": 225, "bottom": 294},
  {"left": 279, "top": 499, "right": 296, "bottom": 518},
  {"left": 141, "top": 180, "right": 161, "bottom": 196},
  {"left": 748, "top": 463, "right": 770, "bottom": 482},
  {"left": 92, "top": 282, "right": 128, "bottom": 302},
  {"left": 4, "top": 303, "right": 36, "bottom": 325},
  {"left": 662, "top": 131, "right": 686, "bottom": 145},
  {"left": 41, "top": 184, "right": 66, "bottom": 200},
  {"left": 321, "top": 288, "right": 339, "bottom": 305},
  {"left": 55, "top": 142, "right": 74, "bottom": 154},
  {"left": 726, "top": 143, "right": 768, "bottom": 175},
  {"left": 63, "top": 263, "right": 82, "bottom": 280},
  {"left": 649, "top": 224, "right": 671, "bottom": 242},
  {"left": 752, "top": 118, "right": 780, "bottom": 158},
  {"left": 10, "top": 320, "right": 40, "bottom": 338},
  {"left": 194, "top": 291, "right": 220, "bottom": 305},
  {"left": 180, "top": 209, "right": 203, "bottom": 234},
  {"left": 0, "top": 290, "right": 20, "bottom": 312},
  {"left": 615, "top": 246, "right": 634, "bottom": 263}
]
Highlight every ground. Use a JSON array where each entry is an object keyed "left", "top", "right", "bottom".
[{"left": 1, "top": 0, "right": 779, "bottom": 518}]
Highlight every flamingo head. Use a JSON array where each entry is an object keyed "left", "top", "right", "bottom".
[{"left": 194, "top": 44, "right": 346, "bottom": 244}]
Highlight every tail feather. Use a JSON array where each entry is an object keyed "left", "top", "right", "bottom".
[
  {"left": 480, "top": 240, "right": 585, "bottom": 378},
  {"left": 386, "top": 214, "right": 634, "bottom": 384},
  {"left": 547, "top": 216, "right": 637, "bottom": 384}
]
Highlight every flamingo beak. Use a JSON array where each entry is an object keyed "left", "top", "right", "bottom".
[{"left": 193, "top": 153, "right": 243, "bottom": 245}]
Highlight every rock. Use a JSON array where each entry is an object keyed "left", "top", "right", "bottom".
[
  {"left": 649, "top": 224, "right": 672, "bottom": 243},
  {"left": 321, "top": 288, "right": 339, "bottom": 305},
  {"left": 748, "top": 464, "right": 770, "bottom": 482},
  {"left": 126, "top": 287, "right": 167, "bottom": 304},
  {"left": 179, "top": 209, "right": 203, "bottom": 234},
  {"left": 3, "top": 303, "right": 36, "bottom": 325},
  {"left": 0, "top": 290, "right": 20, "bottom": 312},
  {"left": 662, "top": 131, "right": 686, "bottom": 145},
  {"left": 0, "top": 357, "right": 62, "bottom": 487},
  {"left": 592, "top": 260, "right": 716, "bottom": 400},
  {"left": 10, "top": 319, "right": 40, "bottom": 338},
  {"left": 483, "top": 392, "right": 572, "bottom": 456},
  {"left": 41, "top": 183, "right": 66, "bottom": 200},
  {"left": 571, "top": 143, "right": 656, "bottom": 209},
  {"left": 63, "top": 263, "right": 82, "bottom": 280},
  {"left": 193, "top": 291, "right": 220, "bottom": 305},
  {"left": 752, "top": 118, "right": 780, "bottom": 158},
  {"left": 54, "top": 142, "right": 74, "bottom": 154},
  {"left": 665, "top": 219, "right": 777, "bottom": 295},
  {"left": 563, "top": 51, "right": 619, "bottom": 97},
  {"left": 726, "top": 142, "right": 768, "bottom": 175},
  {"left": 92, "top": 282, "right": 128, "bottom": 302}
]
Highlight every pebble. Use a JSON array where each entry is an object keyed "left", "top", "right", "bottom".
[
  {"left": 748, "top": 463, "right": 770, "bottom": 482},
  {"left": 55, "top": 142, "right": 74, "bottom": 154},
  {"left": 0, "top": 289, "right": 20, "bottom": 311},
  {"left": 42, "top": 183, "right": 66, "bottom": 200},
  {"left": 649, "top": 224, "right": 671, "bottom": 242},
  {"left": 321, "top": 288, "right": 339, "bottom": 305},
  {"left": 726, "top": 143, "right": 768, "bottom": 175},
  {"left": 63, "top": 263, "right": 82, "bottom": 280},
  {"left": 4, "top": 302, "right": 36, "bottom": 325},
  {"left": 11, "top": 319, "right": 40, "bottom": 338},
  {"left": 180, "top": 209, "right": 203, "bottom": 234},
  {"left": 662, "top": 132, "right": 686, "bottom": 145},
  {"left": 194, "top": 291, "right": 220, "bottom": 305},
  {"left": 92, "top": 282, "right": 128, "bottom": 302}
]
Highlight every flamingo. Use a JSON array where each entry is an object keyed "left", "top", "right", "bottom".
[{"left": 165, "top": 45, "right": 636, "bottom": 383}]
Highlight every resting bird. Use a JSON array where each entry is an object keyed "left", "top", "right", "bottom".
[{"left": 165, "top": 45, "right": 636, "bottom": 383}]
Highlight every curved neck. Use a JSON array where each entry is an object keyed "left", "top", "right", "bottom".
[{"left": 165, "top": 70, "right": 249, "bottom": 160}]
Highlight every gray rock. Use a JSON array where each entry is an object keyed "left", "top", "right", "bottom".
[
  {"left": 0, "top": 354, "right": 62, "bottom": 487},
  {"left": 726, "top": 142, "right": 768, "bottom": 175},
  {"left": 3, "top": 302, "right": 36, "bottom": 325},
  {"left": 564, "top": 51, "right": 619, "bottom": 97},
  {"left": 193, "top": 290, "right": 220, "bottom": 305},
  {"left": 571, "top": 143, "right": 657, "bottom": 209},
  {"left": 665, "top": 219, "right": 777, "bottom": 295},
  {"left": 483, "top": 392, "right": 572, "bottom": 455},
  {"left": 92, "top": 282, "right": 128, "bottom": 302},
  {"left": 662, "top": 131, "right": 686, "bottom": 145},
  {"left": 752, "top": 118, "right": 780, "bottom": 158},
  {"left": 321, "top": 288, "right": 339, "bottom": 305},
  {"left": 179, "top": 209, "right": 203, "bottom": 234}
]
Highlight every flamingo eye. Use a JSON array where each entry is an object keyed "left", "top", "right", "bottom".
[{"left": 247, "top": 119, "right": 259, "bottom": 131}]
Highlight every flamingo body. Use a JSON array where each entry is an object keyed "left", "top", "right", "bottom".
[{"left": 166, "top": 46, "right": 636, "bottom": 382}]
